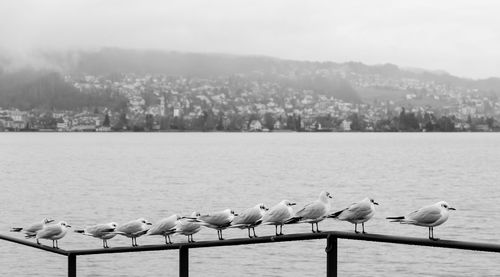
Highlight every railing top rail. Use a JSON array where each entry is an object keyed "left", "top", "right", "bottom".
[
  {"left": 2, "top": 231, "right": 500, "bottom": 256},
  {"left": 0, "top": 233, "right": 69, "bottom": 256}
]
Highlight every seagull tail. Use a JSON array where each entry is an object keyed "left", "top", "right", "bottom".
[
  {"left": 10, "top": 227, "right": 23, "bottom": 232},
  {"left": 25, "top": 233, "right": 36, "bottom": 239},
  {"left": 284, "top": 217, "right": 302, "bottom": 224},
  {"left": 328, "top": 210, "right": 344, "bottom": 219},
  {"left": 386, "top": 216, "right": 405, "bottom": 222}
]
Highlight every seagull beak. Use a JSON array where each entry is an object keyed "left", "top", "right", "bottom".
[
  {"left": 47, "top": 219, "right": 55, "bottom": 223},
  {"left": 448, "top": 207, "right": 456, "bottom": 210},
  {"left": 328, "top": 195, "right": 333, "bottom": 199},
  {"left": 146, "top": 222, "right": 153, "bottom": 225},
  {"left": 233, "top": 213, "right": 239, "bottom": 216},
  {"left": 374, "top": 202, "right": 379, "bottom": 205},
  {"left": 67, "top": 225, "right": 72, "bottom": 228},
  {"left": 290, "top": 202, "right": 296, "bottom": 206}
]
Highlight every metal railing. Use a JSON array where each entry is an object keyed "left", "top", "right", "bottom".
[{"left": 2, "top": 231, "right": 500, "bottom": 277}]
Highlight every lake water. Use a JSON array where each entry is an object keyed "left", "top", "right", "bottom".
[{"left": 1, "top": 133, "right": 499, "bottom": 276}]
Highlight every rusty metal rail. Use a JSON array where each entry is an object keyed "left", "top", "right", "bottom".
[{"left": 2, "top": 231, "right": 500, "bottom": 277}]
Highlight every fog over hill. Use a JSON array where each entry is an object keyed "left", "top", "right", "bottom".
[{"left": 0, "top": 48, "right": 499, "bottom": 111}]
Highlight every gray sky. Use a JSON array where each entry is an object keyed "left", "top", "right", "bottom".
[{"left": 1, "top": 0, "right": 499, "bottom": 78}]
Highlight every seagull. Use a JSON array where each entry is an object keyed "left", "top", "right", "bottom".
[
  {"left": 147, "top": 214, "right": 182, "bottom": 244},
  {"left": 287, "top": 191, "right": 332, "bottom": 233},
  {"left": 10, "top": 218, "right": 55, "bottom": 238},
  {"left": 175, "top": 212, "right": 202, "bottom": 243},
  {"left": 261, "top": 200, "right": 296, "bottom": 236},
  {"left": 114, "top": 218, "right": 152, "bottom": 247},
  {"left": 386, "top": 201, "right": 456, "bottom": 240},
  {"left": 231, "top": 203, "right": 269, "bottom": 238},
  {"left": 36, "top": 221, "right": 71, "bottom": 248},
  {"left": 195, "top": 209, "right": 237, "bottom": 240},
  {"left": 74, "top": 222, "right": 118, "bottom": 248},
  {"left": 328, "top": 197, "right": 378, "bottom": 233}
]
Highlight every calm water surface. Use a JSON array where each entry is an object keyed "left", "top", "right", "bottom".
[{"left": 1, "top": 133, "right": 499, "bottom": 276}]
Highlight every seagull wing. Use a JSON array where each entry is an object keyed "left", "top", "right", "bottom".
[
  {"left": 116, "top": 221, "right": 142, "bottom": 234},
  {"left": 232, "top": 207, "right": 260, "bottom": 226},
  {"left": 296, "top": 201, "right": 327, "bottom": 219},
  {"left": 25, "top": 222, "right": 44, "bottom": 233},
  {"left": 406, "top": 205, "right": 442, "bottom": 225},
  {"left": 263, "top": 205, "right": 291, "bottom": 224},
  {"left": 37, "top": 225, "right": 61, "bottom": 239},
  {"left": 338, "top": 201, "right": 372, "bottom": 221},
  {"left": 86, "top": 224, "right": 116, "bottom": 237},
  {"left": 199, "top": 212, "right": 231, "bottom": 226}
]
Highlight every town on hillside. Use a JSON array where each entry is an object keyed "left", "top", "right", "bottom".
[{"left": 1, "top": 69, "right": 499, "bottom": 132}]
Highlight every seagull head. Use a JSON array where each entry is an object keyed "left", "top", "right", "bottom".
[
  {"left": 190, "top": 211, "right": 201, "bottom": 218},
  {"left": 281, "top": 200, "right": 296, "bottom": 206},
  {"left": 370, "top": 198, "right": 379, "bottom": 205},
  {"left": 139, "top": 218, "right": 153, "bottom": 225},
  {"left": 109, "top": 222, "right": 118, "bottom": 229},
  {"left": 59, "top": 221, "right": 71, "bottom": 228},
  {"left": 321, "top": 191, "right": 333, "bottom": 199},
  {"left": 258, "top": 203, "right": 269, "bottom": 211},
  {"left": 438, "top": 201, "right": 456, "bottom": 211}
]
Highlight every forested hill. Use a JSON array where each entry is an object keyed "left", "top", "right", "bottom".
[{"left": 0, "top": 69, "right": 127, "bottom": 111}]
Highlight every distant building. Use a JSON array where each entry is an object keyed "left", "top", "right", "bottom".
[
  {"left": 341, "top": 120, "right": 352, "bottom": 131},
  {"left": 248, "top": 120, "right": 262, "bottom": 132}
]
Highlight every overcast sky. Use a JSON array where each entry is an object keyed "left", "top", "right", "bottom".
[{"left": 1, "top": 0, "right": 499, "bottom": 78}]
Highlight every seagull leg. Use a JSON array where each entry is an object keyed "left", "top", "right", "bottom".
[
  {"left": 248, "top": 227, "right": 252, "bottom": 238},
  {"left": 220, "top": 229, "right": 224, "bottom": 240},
  {"left": 102, "top": 240, "right": 105, "bottom": 248},
  {"left": 429, "top": 227, "right": 439, "bottom": 241},
  {"left": 362, "top": 223, "right": 366, "bottom": 234},
  {"left": 36, "top": 239, "right": 40, "bottom": 245},
  {"left": 316, "top": 222, "right": 321, "bottom": 233},
  {"left": 168, "top": 235, "right": 173, "bottom": 244},
  {"left": 354, "top": 223, "right": 359, "bottom": 233},
  {"left": 52, "top": 240, "right": 55, "bottom": 248},
  {"left": 275, "top": 225, "right": 279, "bottom": 236},
  {"left": 252, "top": 227, "right": 257, "bottom": 238},
  {"left": 311, "top": 223, "right": 315, "bottom": 233},
  {"left": 279, "top": 225, "right": 284, "bottom": 236}
]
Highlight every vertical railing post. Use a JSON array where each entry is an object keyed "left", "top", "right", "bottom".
[
  {"left": 68, "top": 253, "right": 77, "bottom": 277},
  {"left": 326, "top": 234, "right": 337, "bottom": 277},
  {"left": 179, "top": 246, "right": 189, "bottom": 277}
]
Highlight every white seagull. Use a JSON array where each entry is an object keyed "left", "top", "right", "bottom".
[
  {"left": 261, "top": 200, "right": 296, "bottom": 236},
  {"left": 175, "top": 212, "right": 202, "bottom": 243},
  {"left": 287, "top": 191, "right": 332, "bottom": 233},
  {"left": 195, "top": 209, "right": 237, "bottom": 240},
  {"left": 231, "top": 203, "right": 269, "bottom": 238},
  {"left": 147, "top": 214, "right": 182, "bottom": 244},
  {"left": 386, "top": 201, "right": 456, "bottom": 240},
  {"left": 74, "top": 222, "right": 118, "bottom": 248},
  {"left": 114, "top": 218, "right": 152, "bottom": 247},
  {"left": 36, "top": 221, "right": 71, "bottom": 248},
  {"left": 328, "top": 197, "right": 378, "bottom": 233},
  {"left": 10, "top": 218, "right": 55, "bottom": 238}
]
